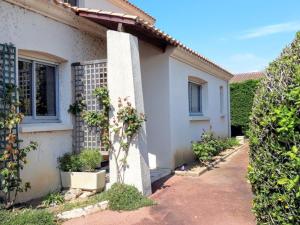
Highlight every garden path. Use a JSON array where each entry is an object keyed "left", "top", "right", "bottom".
[{"left": 63, "top": 144, "right": 255, "bottom": 225}]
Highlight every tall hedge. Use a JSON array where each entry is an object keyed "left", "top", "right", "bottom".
[
  {"left": 248, "top": 32, "right": 300, "bottom": 224},
  {"left": 230, "top": 79, "right": 260, "bottom": 135}
]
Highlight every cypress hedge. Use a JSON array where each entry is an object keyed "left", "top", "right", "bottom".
[
  {"left": 230, "top": 79, "right": 260, "bottom": 135},
  {"left": 248, "top": 32, "right": 300, "bottom": 224}
]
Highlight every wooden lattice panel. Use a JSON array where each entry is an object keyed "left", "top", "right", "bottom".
[
  {"left": 0, "top": 44, "right": 17, "bottom": 168},
  {"left": 72, "top": 60, "right": 107, "bottom": 153}
]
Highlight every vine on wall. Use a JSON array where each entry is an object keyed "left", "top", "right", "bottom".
[
  {"left": 71, "top": 87, "right": 145, "bottom": 183},
  {"left": 0, "top": 83, "right": 37, "bottom": 208}
]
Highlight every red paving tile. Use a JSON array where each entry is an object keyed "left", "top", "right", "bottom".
[{"left": 63, "top": 144, "right": 256, "bottom": 225}]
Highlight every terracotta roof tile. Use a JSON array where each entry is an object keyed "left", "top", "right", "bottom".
[
  {"left": 230, "top": 72, "right": 265, "bottom": 83},
  {"left": 53, "top": 0, "right": 233, "bottom": 77},
  {"left": 119, "top": 0, "right": 155, "bottom": 22}
]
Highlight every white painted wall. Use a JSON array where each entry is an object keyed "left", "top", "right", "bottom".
[
  {"left": 107, "top": 31, "right": 151, "bottom": 195},
  {"left": 79, "top": 0, "right": 126, "bottom": 13},
  {"left": 169, "top": 57, "right": 230, "bottom": 168},
  {"left": 139, "top": 42, "right": 173, "bottom": 169},
  {"left": 139, "top": 43, "right": 230, "bottom": 170},
  {"left": 0, "top": 1, "right": 106, "bottom": 202}
]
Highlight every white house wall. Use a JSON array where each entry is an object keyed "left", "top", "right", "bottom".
[
  {"left": 139, "top": 42, "right": 173, "bottom": 169},
  {"left": 169, "top": 57, "right": 230, "bottom": 168},
  {"left": 79, "top": 0, "right": 126, "bottom": 13},
  {"left": 0, "top": 1, "right": 106, "bottom": 202}
]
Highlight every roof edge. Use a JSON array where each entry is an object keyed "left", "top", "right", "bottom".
[
  {"left": 171, "top": 48, "right": 233, "bottom": 81},
  {"left": 4, "top": 0, "right": 107, "bottom": 38},
  {"left": 107, "top": 0, "right": 155, "bottom": 24}
]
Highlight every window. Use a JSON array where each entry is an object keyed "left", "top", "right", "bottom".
[
  {"left": 188, "top": 82, "right": 202, "bottom": 115},
  {"left": 220, "top": 86, "right": 224, "bottom": 114},
  {"left": 63, "top": 0, "right": 78, "bottom": 6},
  {"left": 18, "top": 59, "right": 58, "bottom": 122}
]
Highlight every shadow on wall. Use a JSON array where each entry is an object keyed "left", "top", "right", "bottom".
[{"left": 173, "top": 148, "right": 196, "bottom": 168}]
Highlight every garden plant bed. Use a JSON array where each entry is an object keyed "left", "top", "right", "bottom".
[{"left": 175, "top": 143, "right": 246, "bottom": 177}]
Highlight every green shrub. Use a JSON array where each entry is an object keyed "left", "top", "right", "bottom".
[
  {"left": 222, "top": 138, "right": 240, "bottom": 149},
  {"left": 58, "top": 153, "right": 82, "bottom": 172},
  {"left": 79, "top": 149, "right": 103, "bottom": 172},
  {"left": 106, "top": 183, "right": 154, "bottom": 211},
  {"left": 192, "top": 132, "right": 240, "bottom": 164},
  {"left": 58, "top": 149, "right": 102, "bottom": 172},
  {"left": 42, "top": 192, "right": 64, "bottom": 207},
  {"left": 230, "top": 79, "right": 261, "bottom": 135},
  {"left": 248, "top": 32, "right": 300, "bottom": 224},
  {"left": 0, "top": 209, "right": 56, "bottom": 225}
]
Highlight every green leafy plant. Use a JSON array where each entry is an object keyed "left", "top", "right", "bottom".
[
  {"left": 58, "top": 149, "right": 102, "bottom": 172},
  {"left": 42, "top": 192, "right": 64, "bottom": 207},
  {"left": 68, "top": 98, "right": 86, "bottom": 115},
  {"left": 0, "top": 83, "right": 38, "bottom": 208},
  {"left": 106, "top": 183, "right": 154, "bottom": 211},
  {"left": 79, "top": 149, "right": 103, "bottom": 172},
  {"left": 58, "top": 153, "right": 82, "bottom": 172},
  {"left": 230, "top": 79, "right": 261, "bottom": 135},
  {"left": 0, "top": 209, "right": 56, "bottom": 225},
  {"left": 192, "top": 131, "right": 240, "bottom": 166},
  {"left": 83, "top": 88, "right": 146, "bottom": 183},
  {"left": 248, "top": 32, "right": 300, "bottom": 224}
]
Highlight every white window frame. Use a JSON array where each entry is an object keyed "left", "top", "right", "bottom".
[
  {"left": 18, "top": 57, "right": 60, "bottom": 123},
  {"left": 188, "top": 81, "right": 203, "bottom": 116}
]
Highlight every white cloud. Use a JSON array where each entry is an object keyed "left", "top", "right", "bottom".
[
  {"left": 238, "top": 21, "right": 300, "bottom": 39},
  {"left": 223, "top": 53, "right": 269, "bottom": 73}
]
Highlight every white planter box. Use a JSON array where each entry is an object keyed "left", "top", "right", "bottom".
[{"left": 61, "top": 170, "right": 106, "bottom": 191}]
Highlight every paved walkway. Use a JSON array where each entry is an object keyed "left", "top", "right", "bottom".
[{"left": 64, "top": 144, "right": 256, "bottom": 225}]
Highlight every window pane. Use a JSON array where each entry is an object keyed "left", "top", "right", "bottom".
[
  {"left": 189, "top": 82, "right": 202, "bottom": 114},
  {"left": 18, "top": 60, "right": 32, "bottom": 116},
  {"left": 35, "top": 63, "right": 56, "bottom": 116},
  {"left": 220, "top": 86, "right": 224, "bottom": 114}
]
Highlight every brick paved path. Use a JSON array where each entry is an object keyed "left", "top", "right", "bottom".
[{"left": 64, "top": 144, "right": 256, "bottom": 225}]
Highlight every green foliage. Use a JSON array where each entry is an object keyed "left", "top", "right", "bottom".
[
  {"left": 230, "top": 79, "right": 261, "bottom": 135},
  {"left": 58, "top": 153, "right": 82, "bottom": 172},
  {"left": 79, "top": 149, "right": 103, "bottom": 172},
  {"left": 58, "top": 149, "right": 102, "bottom": 172},
  {"left": 0, "top": 83, "right": 38, "bottom": 208},
  {"left": 42, "top": 192, "right": 64, "bottom": 207},
  {"left": 192, "top": 131, "right": 239, "bottom": 165},
  {"left": 82, "top": 87, "right": 146, "bottom": 183},
  {"left": 82, "top": 87, "right": 110, "bottom": 151},
  {"left": 0, "top": 209, "right": 56, "bottom": 225},
  {"left": 68, "top": 99, "right": 86, "bottom": 115},
  {"left": 106, "top": 183, "right": 154, "bottom": 211},
  {"left": 248, "top": 32, "right": 300, "bottom": 225}
]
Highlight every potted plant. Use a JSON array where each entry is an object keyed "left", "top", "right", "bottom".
[{"left": 58, "top": 149, "right": 105, "bottom": 191}]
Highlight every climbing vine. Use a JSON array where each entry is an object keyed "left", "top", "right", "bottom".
[
  {"left": 0, "top": 83, "right": 37, "bottom": 208},
  {"left": 82, "top": 87, "right": 145, "bottom": 183}
]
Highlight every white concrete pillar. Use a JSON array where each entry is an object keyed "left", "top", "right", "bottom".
[{"left": 107, "top": 30, "right": 151, "bottom": 196}]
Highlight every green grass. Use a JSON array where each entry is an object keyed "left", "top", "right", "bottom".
[
  {"left": 53, "top": 184, "right": 155, "bottom": 213},
  {"left": 0, "top": 209, "right": 57, "bottom": 225}
]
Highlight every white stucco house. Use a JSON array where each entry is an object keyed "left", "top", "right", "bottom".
[{"left": 0, "top": 0, "right": 233, "bottom": 202}]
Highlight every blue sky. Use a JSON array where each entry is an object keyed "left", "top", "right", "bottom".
[{"left": 130, "top": 0, "right": 300, "bottom": 73}]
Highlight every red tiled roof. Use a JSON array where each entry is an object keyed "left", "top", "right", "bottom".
[
  {"left": 54, "top": 0, "right": 233, "bottom": 77},
  {"left": 230, "top": 72, "right": 265, "bottom": 83},
  {"left": 119, "top": 0, "right": 155, "bottom": 23}
]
